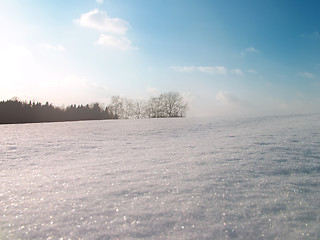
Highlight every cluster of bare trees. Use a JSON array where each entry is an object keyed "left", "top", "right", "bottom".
[{"left": 107, "top": 92, "right": 188, "bottom": 119}]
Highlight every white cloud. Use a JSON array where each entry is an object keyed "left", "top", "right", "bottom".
[
  {"left": 146, "top": 87, "right": 159, "bottom": 95},
  {"left": 247, "top": 69, "right": 257, "bottom": 74},
  {"left": 74, "top": 9, "right": 128, "bottom": 35},
  {"left": 170, "top": 66, "right": 195, "bottom": 72},
  {"left": 96, "top": 0, "right": 104, "bottom": 3},
  {"left": 231, "top": 68, "right": 245, "bottom": 76},
  {"left": 216, "top": 91, "right": 239, "bottom": 104},
  {"left": 38, "top": 43, "right": 65, "bottom": 51},
  {"left": 171, "top": 66, "right": 254, "bottom": 76},
  {"left": 170, "top": 66, "right": 227, "bottom": 75},
  {"left": 299, "top": 72, "right": 315, "bottom": 78},
  {"left": 75, "top": 9, "right": 135, "bottom": 51},
  {"left": 95, "top": 34, "right": 133, "bottom": 51},
  {"left": 242, "top": 47, "right": 259, "bottom": 56},
  {"left": 198, "top": 66, "right": 227, "bottom": 75}
]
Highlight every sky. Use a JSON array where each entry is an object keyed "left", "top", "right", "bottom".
[{"left": 0, "top": 0, "right": 319, "bottom": 117}]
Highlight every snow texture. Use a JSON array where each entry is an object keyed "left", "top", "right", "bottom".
[{"left": 1, "top": 114, "right": 320, "bottom": 239}]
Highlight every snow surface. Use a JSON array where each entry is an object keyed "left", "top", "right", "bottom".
[{"left": 1, "top": 114, "right": 320, "bottom": 239}]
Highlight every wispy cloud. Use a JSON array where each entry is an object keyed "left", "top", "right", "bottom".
[
  {"left": 241, "top": 46, "right": 259, "bottom": 56},
  {"left": 95, "top": 34, "right": 134, "bottom": 51},
  {"left": 146, "top": 87, "right": 159, "bottom": 95},
  {"left": 310, "top": 31, "right": 320, "bottom": 39},
  {"left": 299, "top": 72, "right": 315, "bottom": 78},
  {"left": 247, "top": 69, "right": 257, "bottom": 74},
  {"left": 170, "top": 66, "right": 195, "bottom": 73},
  {"left": 74, "top": 9, "right": 128, "bottom": 35},
  {"left": 198, "top": 66, "right": 227, "bottom": 75},
  {"left": 38, "top": 43, "right": 65, "bottom": 51},
  {"left": 301, "top": 31, "right": 320, "bottom": 40},
  {"left": 216, "top": 91, "right": 239, "bottom": 104},
  {"left": 96, "top": 0, "right": 104, "bottom": 3},
  {"left": 170, "top": 66, "right": 249, "bottom": 76},
  {"left": 170, "top": 66, "right": 227, "bottom": 75},
  {"left": 231, "top": 68, "right": 245, "bottom": 76}
]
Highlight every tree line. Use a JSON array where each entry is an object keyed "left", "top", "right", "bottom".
[
  {"left": 0, "top": 100, "right": 110, "bottom": 124},
  {"left": 0, "top": 92, "right": 188, "bottom": 124}
]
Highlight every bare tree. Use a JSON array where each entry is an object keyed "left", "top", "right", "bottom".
[
  {"left": 159, "top": 92, "right": 188, "bottom": 117},
  {"left": 131, "top": 99, "right": 147, "bottom": 119},
  {"left": 146, "top": 97, "right": 163, "bottom": 118},
  {"left": 122, "top": 98, "right": 134, "bottom": 119},
  {"left": 108, "top": 96, "right": 124, "bottom": 119}
]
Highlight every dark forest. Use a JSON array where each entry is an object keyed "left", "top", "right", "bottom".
[{"left": 0, "top": 99, "right": 111, "bottom": 124}]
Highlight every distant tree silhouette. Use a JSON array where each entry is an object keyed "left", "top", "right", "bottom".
[{"left": 0, "top": 99, "right": 111, "bottom": 124}]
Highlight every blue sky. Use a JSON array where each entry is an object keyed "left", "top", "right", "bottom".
[{"left": 0, "top": 0, "right": 319, "bottom": 116}]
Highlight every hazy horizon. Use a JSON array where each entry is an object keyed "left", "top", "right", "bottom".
[{"left": 0, "top": 0, "right": 320, "bottom": 117}]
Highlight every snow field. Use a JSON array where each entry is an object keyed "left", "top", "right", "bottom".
[{"left": 1, "top": 114, "right": 320, "bottom": 239}]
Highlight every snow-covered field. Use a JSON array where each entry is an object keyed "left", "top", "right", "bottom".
[{"left": 1, "top": 114, "right": 320, "bottom": 239}]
